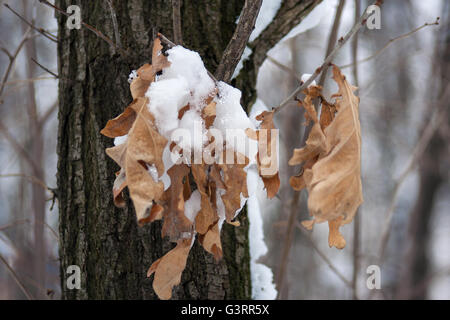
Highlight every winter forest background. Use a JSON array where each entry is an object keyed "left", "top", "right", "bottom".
[{"left": 0, "top": 0, "right": 449, "bottom": 299}]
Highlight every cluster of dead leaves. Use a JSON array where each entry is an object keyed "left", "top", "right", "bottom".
[
  {"left": 288, "top": 65, "right": 363, "bottom": 249},
  {"left": 101, "top": 37, "right": 256, "bottom": 300}
]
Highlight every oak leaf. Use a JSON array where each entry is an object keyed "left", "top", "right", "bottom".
[
  {"left": 246, "top": 111, "right": 280, "bottom": 199},
  {"left": 147, "top": 237, "right": 192, "bottom": 300},
  {"left": 289, "top": 65, "right": 363, "bottom": 249}
]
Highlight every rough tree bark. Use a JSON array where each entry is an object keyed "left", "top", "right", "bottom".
[{"left": 55, "top": 0, "right": 320, "bottom": 299}]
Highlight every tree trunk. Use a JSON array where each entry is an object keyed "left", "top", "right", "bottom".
[{"left": 56, "top": 0, "right": 251, "bottom": 299}]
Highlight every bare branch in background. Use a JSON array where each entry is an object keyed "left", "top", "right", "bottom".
[
  {"left": 377, "top": 86, "right": 450, "bottom": 263},
  {"left": 273, "top": 1, "right": 381, "bottom": 114},
  {"left": 0, "top": 218, "right": 59, "bottom": 241},
  {"left": 266, "top": 55, "right": 302, "bottom": 83},
  {"left": 0, "top": 173, "right": 54, "bottom": 195},
  {"left": 0, "top": 28, "right": 32, "bottom": 101},
  {"left": 318, "top": 0, "right": 346, "bottom": 87},
  {"left": 171, "top": 0, "right": 183, "bottom": 45},
  {"left": 351, "top": 0, "right": 361, "bottom": 301},
  {"left": 215, "top": 0, "right": 262, "bottom": 82},
  {"left": 296, "top": 222, "right": 354, "bottom": 290},
  {"left": 30, "top": 58, "right": 59, "bottom": 79},
  {"left": 38, "top": 100, "right": 58, "bottom": 130},
  {"left": 0, "top": 122, "right": 42, "bottom": 176},
  {"left": 340, "top": 17, "right": 440, "bottom": 69},
  {"left": 106, "top": 0, "right": 122, "bottom": 49},
  {"left": 0, "top": 254, "right": 34, "bottom": 300},
  {"left": 38, "top": 0, "right": 126, "bottom": 55},
  {"left": 4, "top": 3, "right": 58, "bottom": 43}
]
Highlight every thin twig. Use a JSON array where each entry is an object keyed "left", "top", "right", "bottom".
[
  {"left": 31, "top": 58, "right": 59, "bottom": 79},
  {"left": 0, "top": 218, "right": 59, "bottom": 241},
  {"left": 340, "top": 17, "right": 440, "bottom": 69},
  {"left": 0, "top": 173, "right": 53, "bottom": 194},
  {"left": 38, "top": 0, "right": 126, "bottom": 55},
  {"left": 38, "top": 100, "right": 58, "bottom": 129},
  {"left": 318, "top": 0, "right": 346, "bottom": 87},
  {"left": 296, "top": 222, "right": 354, "bottom": 290},
  {"left": 0, "top": 28, "right": 32, "bottom": 100},
  {"left": 4, "top": 3, "right": 58, "bottom": 43},
  {"left": 273, "top": 1, "right": 380, "bottom": 114},
  {"left": 214, "top": 0, "right": 263, "bottom": 82},
  {"left": 0, "top": 122, "right": 42, "bottom": 176},
  {"left": 351, "top": 0, "right": 361, "bottom": 300},
  {"left": 266, "top": 55, "right": 302, "bottom": 83},
  {"left": 0, "top": 253, "right": 34, "bottom": 300},
  {"left": 377, "top": 86, "right": 450, "bottom": 263},
  {"left": 172, "top": 0, "right": 183, "bottom": 45},
  {"left": 106, "top": 0, "right": 122, "bottom": 48},
  {"left": 276, "top": 192, "right": 300, "bottom": 299}
]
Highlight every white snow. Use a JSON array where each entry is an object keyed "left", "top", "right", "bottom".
[
  {"left": 128, "top": 70, "right": 138, "bottom": 83},
  {"left": 158, "top": 46, "right": 215, "bottom": 111},
  {"left": 249, "top": 0, "right": 282, "bottom": 42},
  {"left": 146, "top": 77, "right": 190, "bottom": 137},
  {"left": 301, "top": 73, "right": 317, "bottom": 87},
  {"left": 232, "top": 46, "right": 252, "bottom": 80},
  {"left": 114, "top": 134, "right": 128, "bottom": 146},
  {"left": 184, "top": 190, "right": 201, "bottom": 223},
  {"left": 213, "top": 81, "right": 258, "bottom": 162},
  {"left": 281, "top": 0, "right": 331, "bottom": 42},
  {"left": 247, "top": 168, "right": 277, "bottom": 299},
  {"left": 147, "top": 164, "right": 159, "bottom": 182}
]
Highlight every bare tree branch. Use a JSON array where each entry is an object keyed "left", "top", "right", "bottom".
[
  {"left": 0, "top": 253, "right": 34, "bottom": 300},
  {"left": 171, "top": 0, "right": 183, "bottom": 45},
  {"left": 0, "top": 28, "right": 32, "bottom": 101},
  {"left": 30, "top": 58, "right": 59, "bottom": 79},
  {"left": 0, "top": 218, "right": 59, "bottom": 241},
  {"left": 106, "top": 0, "right": 122, "bottom": 48},
  {"left": 215, "top": 0, "right": 262, "bottom": 82},
  {"left": 318, "top": 0, "right": 346, "bottom": 87},
  {"left": 38, "top": 0, "right": 126, "bottom": 55},
  {"left": 296, "top": 221, "right": 354, "bottom": 290},
  {"left": 340, "top": 17, "right": 440, "bottom": 69},
  {"left": 4, "top": 3, "right": 58, "bottom": 43},
  {"left": 0, "top": 121, "right": 42, "bottom": 176},
  {"left": 377, "top": 86, "right": 450, "bottom": 263},
  {"left": 273, "top": 1, "right": 381, "bottom": 114},
  {"left": 234, "top": 0, "right": 323, "bottom": 108},
  {"left": 351, "top": 0, "right": 361, "bottom": 300}
]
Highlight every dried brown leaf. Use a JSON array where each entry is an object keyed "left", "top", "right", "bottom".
[
  {"left": 289, "top": 65, "right": 363, "bottom": 249},
  {"left": 191, "top": 164, "right": 218, "bottom": 234},
  {"left": 162, "top": 164, "right": 193, "bottom": 240},
  {"left": 147, "top": 238, "right": 192, "bottom": 300}
]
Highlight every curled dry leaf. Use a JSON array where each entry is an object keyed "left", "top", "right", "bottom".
[
  {"left": 246, "top": 111, "right": 280, "bottom": 199},
  {"left": 191, "top": 164, "right": 218, "bottom": 235},
  {"left": 162, "top": 164, "right": 193, "bottom": 240},
  {"left": 218, "top": 151, "right": 249, "bottom": 224},
  {"left": 289, "top": 65, "right": 363, "bottom": 249},
  {"left": 147, "top": 237, "right": 192, "bottom": 300}
]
